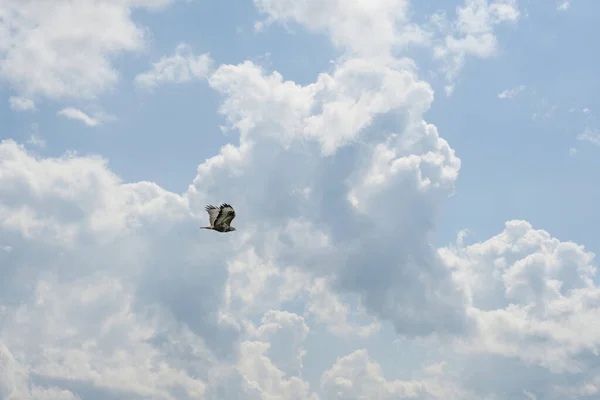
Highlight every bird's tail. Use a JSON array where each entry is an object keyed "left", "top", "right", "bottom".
[{"left": 201, "top": 226, "right": 213, "bottom": 230}]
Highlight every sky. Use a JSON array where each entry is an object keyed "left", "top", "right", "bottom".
[{"left": 1, "top": 0, "right": 600, "bottom": 399}]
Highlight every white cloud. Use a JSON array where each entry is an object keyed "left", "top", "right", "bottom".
[
  {"left": 307, "top": 278, "right": 381, "bottom": 338},
  {"left": 252, "top": 310, "right": 309, "bottom": 375},
  {"left": 208, "top": 57, "right": 435, "bottom": 156},
  {"left": 0, "top": 139, "right": 238, "bottom": 399},
  {"left": 57, "top": 107, "right": 98, "bottom": 126},
  {"left": 56, "top": 107, "right": 116, "bottom": 127},
  {"left": 2, "top": 1, "right": 598, "bottom": 399},
  {"left": 433, "top": 0, "right": 520, "bottom": 93},
  {"left": 254, "top": 0, "right": 430, "bottom": 58},
  {"left": 2, "top": 41, "right": 471, "bottom": 396},
  {"left": 239, "top": 0, "right": 517, "bottom": 95},
  {"left": 557, "top": 0, "right": 571, "bottom": 11},
  {"left": 440, "top": 220, "right": 600, "bottom": 397},
  {"left": 8, "top": 96, "right": 36, "bottom": 112},
  {"left": 0, "top": 0, "right": 175, "bottom": 100},
  {"left": 201, "top": 56, "right": 471, "bottom": 339},
  {"left": 498, "top": 84, "right": 526, "bottom": 99},
  {"left": 237, "top": 339, "right": 317, "bottom": 400},
  {"left": 3, "top": 278, "right": 208, "bottom": 399},
  {"left": 577, "top": 127, "right": 600, "bottom": 146},
  {"left": 0, "top": 343, "right": 80, "bottom": 400},
  {"left": 134, "top": 43, "right": 214, "bottom": 89},
  {"left": 322, "top": 349, "right": 468, "bottom": 399}
]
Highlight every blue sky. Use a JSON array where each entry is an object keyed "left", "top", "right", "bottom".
[{"left": 2, "top": 1, "right": 600, "bottom": 399}]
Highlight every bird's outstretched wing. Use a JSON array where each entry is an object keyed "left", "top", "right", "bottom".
[
  {"left": 205, "top": 205, "right": 221, "bottom": 227},
  {"left": 214, "top": 203, "right": 236, "bottom": 228}
]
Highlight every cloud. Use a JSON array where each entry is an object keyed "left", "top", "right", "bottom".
[
  {"left": 0, "top": 0, "right": 175, "bottom": 100},
  {"left": 134, "top": 43, "right": 214, "bottom": 89},
  {"left": 8, "top": 96, "right": 36, "bottom": 112},
  {"left": 233, "top": 310, "right": 319, "bottom": 399},
  {"left": 254, "top": 0, "right": 430, "bottom": 58},
  {"left": 1, "top": 40, "right": 471, "bottom": 397},
  {"left": 577, "top": 127, "right": 600, "bottom": 146},
  {"left": 557, "top": 0, "right": 571, "bottom": 11},
  {"left": 201, "top": 56, "right": 470, "bottom": 337},
  {"left": 306, "top": 277, "right": 381, "bottom": 338},
  {"left": 433, "top": 0, "right": 520, "bottom": 94},
  {"left": 0, "top": 138, "right": 240, "bottom": 399},
  {"left": 254, "top": 0, "right": 520, "bottom": 96},
  {"left": 26, "top": 135, "right": 46, "bottom": 149},
  {"left": 56, "top": 107, "right": 98, "bottom": 127},
  {"left": 56, "top": 107, "right": 116, "bottom": 127},
  {"left": 440, "top": 221, "right": 600, "bottom": 398},
  {"left": 0, "top": 343, "right": 80, "bottom": 400},
  {"left": 322, "top": 349, "right": 468, "bottom": 399},
  {"left": 574, "top": 109, "right": 600, "bottom": 149},
  {"left": 2, "top": 1, "right": 599, "bottom": 399},
  {"left": 498, "top": 84, "right": 526, "bottom": 99}
]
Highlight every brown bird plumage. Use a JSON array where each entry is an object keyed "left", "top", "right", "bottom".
[{"left": 202, "top": 203, "right": 237, "bottom": 233}]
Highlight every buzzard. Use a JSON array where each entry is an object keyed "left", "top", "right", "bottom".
[{"left": 202, "top": 203, "right": 237, "bottom": 233}]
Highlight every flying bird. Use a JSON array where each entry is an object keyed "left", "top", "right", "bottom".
[{"left": 203, "top": 203, "right": 237, "bottom": 232}]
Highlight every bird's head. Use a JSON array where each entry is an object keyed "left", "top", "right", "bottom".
[{"left": 228, "top": 227, "right": 237, "bottom": 232}]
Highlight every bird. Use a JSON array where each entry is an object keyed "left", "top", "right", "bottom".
[{"left": 202, "top": 203, "right": 237, "bottom": 233}]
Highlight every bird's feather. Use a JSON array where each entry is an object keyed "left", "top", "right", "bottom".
[
  {"left": 205, "top": 205, "right": 221, "bottom": 227},
  {"left": 214, "top": 203, "right": 236, "bottom": 228}
]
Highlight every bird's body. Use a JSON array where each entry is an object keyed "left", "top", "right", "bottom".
[{"left": 203, "top": 203, "right": 237, "bottom": 233}]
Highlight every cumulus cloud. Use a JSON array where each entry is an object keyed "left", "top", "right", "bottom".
[
  {"left": 0, "top": 0, "right": 175, "bottom": 99},
  {"left": 307, "top": 278, "right": 381, "bottom": 338},
  {"left": 134, "top": 43, "right": 214, "bottom": 89},
  {"left": 439, "top": 221, "right": 600, "bottom": 398},
  {"left": 2, "top": 0, "right": 598, "bottom": 399},
  {"left": 1, "top": 45, "right": 470, "bottom": 399},
  {"left": 254, "top": 0, "right": 521, "bottom": 96},
  {"left": 0, "top": 139, "right": 242, "bottom": 399},
  {"left": 322, "top": 349, "right": 468, "bottom": 399},
  {"left": 200, "top": 56, "right": 470, "bottom": 338}
]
